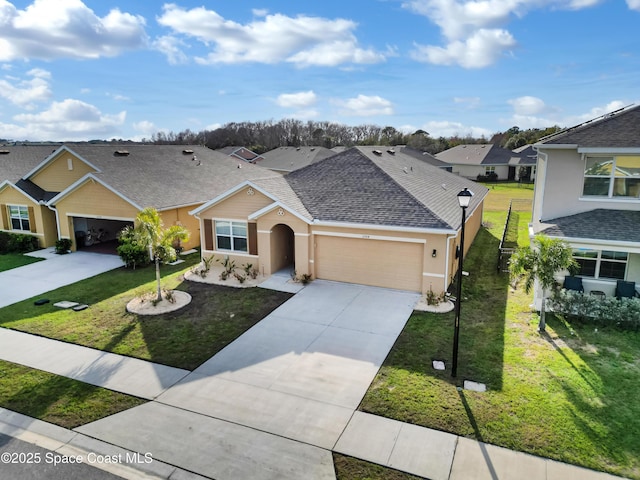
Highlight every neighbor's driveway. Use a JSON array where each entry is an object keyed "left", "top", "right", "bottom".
[
  {"left": 0, "top": 251, "right": 123, "bottom": 308},
  {"left": 75, "top": 280, "right": 420, "bottom": 479}
]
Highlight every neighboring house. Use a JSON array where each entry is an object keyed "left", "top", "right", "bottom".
[
  {"left": 400, "top": 146, "right": 453, "bottom": 172},
  {"left": 191, "top": 146, "right": 488, "bottom": 294},
  {"left": 257, "top": 146, "right": 335, "bottom": 173},
  {"left": 216, "top": 146, "right": 264, "bottom": 163},
  {"left": 436, "top": 143, "right": 534, "bottom": 181},
  {"left": 0, "top": 144, "right": 280, "bottom": 251},
  {"left": 532, "top": 104, "right": 640, "bottom": 296}
]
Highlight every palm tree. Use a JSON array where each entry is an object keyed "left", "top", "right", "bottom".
[
  {"left": 133, "top": 207, "right": 190, "bottom": 303},
  {"left": 510, "top": 235, "right": 577, "bottom": 332}
]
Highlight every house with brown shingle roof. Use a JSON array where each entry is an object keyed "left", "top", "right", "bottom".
[
  {"left": 191, "top": 146, "right": 487, "bottom": 294},
  {"left": 436, "top": 143, "right": 534, "bottom": 181},
  {"left": 532, "top": 104, "right": 640, "bottom": 297},
  {"left": 257, "top": 146, "right": 336, "bottom": 173},
  {"left": 0, "top": 144, "right": 280, "bottom": 251}
]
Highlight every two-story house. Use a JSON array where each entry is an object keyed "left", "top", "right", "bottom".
[{"left": 532, "top": 105, "right": 640, "bottom": 297}]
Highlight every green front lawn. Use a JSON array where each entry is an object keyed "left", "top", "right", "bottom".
[
  {"left": 0, "top": 253, "right": 44, "bottom": 272},
  {"left": 0, "top": 254, "right": 292, "bottom": 370},
  {"left": 359, "top": 191, "right": 640, "bottom": 479},
  {"left": 0, "top": 360, "right": 146, "bottom": 429}
]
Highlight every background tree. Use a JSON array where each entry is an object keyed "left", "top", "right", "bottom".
[
  {"left": 133, "top": 207, "right": 190, "bottom": 302},
  {"left": 509, "top": 235, "right": 577, "bottom": 332}
]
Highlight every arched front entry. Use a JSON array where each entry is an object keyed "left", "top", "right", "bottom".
[{"left": 270, "top": 223, "right": 295, "bottom": 274}]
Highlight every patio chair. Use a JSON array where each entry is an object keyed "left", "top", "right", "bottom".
[
  {"left": 615, "top": 280, "right": 639, "bottom": 300},
  {"left": 563, "top": 276, "right": 584, "bottom": 293}
]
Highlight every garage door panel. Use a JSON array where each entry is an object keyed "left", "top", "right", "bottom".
[{"left": 315, "top": 236, "right": 423, "bottom": 291}]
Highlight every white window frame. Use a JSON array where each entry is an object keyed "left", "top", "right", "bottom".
[
  {"left": 582, "top": 155, "right": 640, "bottom": 199},
  {"left": 9, "top": 205, "right": 30, "bottom": 232},
  {"left": 572, "top": 249, "right": 628, "bottom": 280},
  {"left": 214, "top": 219, "right": 248, "bottom": 253},
  {"left": 485, "top": 166, "right": 496, "bottom": 175}
]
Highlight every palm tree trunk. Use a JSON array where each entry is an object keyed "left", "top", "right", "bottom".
[
  {"left": 538, "top": 292, "right": 546, "bottom": 332},
  {"left": 155, "top": 256, "right": 162, "bottom": 302}
]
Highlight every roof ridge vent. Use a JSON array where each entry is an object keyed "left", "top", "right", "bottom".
[
  {"left": 372, "top": 149, "right": 383, "bottom": 156},
  {"left": 114, "top": 150, "right": 130, "bottom": 156}
]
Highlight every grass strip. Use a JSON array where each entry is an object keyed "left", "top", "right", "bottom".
[
  {"left": 0, "top": 254, "right": 292, "bottom": 370},
  {"left": 0, "top": 253, "right": 44, "bottom": 272},
  {"left": 0, "top": 359, "right": 145, "bottom": 429}
]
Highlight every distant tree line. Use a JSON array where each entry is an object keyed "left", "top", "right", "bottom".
[
  {"left": 143, "top": 119, "right": 561, "bottom": 154},
  {"left": 2, "top": 120, "right": 563, "bottom": 154}
]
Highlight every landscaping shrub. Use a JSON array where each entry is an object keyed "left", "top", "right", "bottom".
[
  {"left": 116, "top": 226, "right": 150, "bottom": 269},
  {"left": 476, "top": 172, "right": 499, "bottom": 182},
  {"left": 0, "top": 232, "right": 39, "bottom": 253},
  {"left": 55, "top": 238, "right": 72, "bottom": 254},
  {"left": 549, "top": 289, "right": 640, "bottom": 330}
]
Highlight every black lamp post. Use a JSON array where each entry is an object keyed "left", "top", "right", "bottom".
[{"left": 452, "top": 187, "right": 473, "bottom": 378}]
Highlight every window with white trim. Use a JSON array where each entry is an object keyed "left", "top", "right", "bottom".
[
  {"left": 215, "top": 220, "right": 247, "bottom": 252},
  {"left": 485, "top": 166, "right": 496, "bottom": 175},
  {"left": 572, "top": 249, "right": 628, "bottom": 280},
  {"left": 9, "top": 205, "right": 30, "bottom": 231},
  {"left": 583, "top": 156, "right": 640, "bottom": 198}
]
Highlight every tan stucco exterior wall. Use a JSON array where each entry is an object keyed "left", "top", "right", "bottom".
[
  {"left": 447, "top": 202, "right": 484, "bottom": 289},
  {"left": 159, "top": 205, "right": 201, "bottom": 250},
  {"left": 0, "top": 186, "right": 57, "bottom": 247},
  {"left": 54, "top": 180, "right": 138, "bottom": 248},
  {"left": 29, "top": 152, "right": 97, "bottom": 192}
]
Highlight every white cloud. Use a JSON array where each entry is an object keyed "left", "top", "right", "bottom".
[
  {"left": 334, "top": 94, "right": 394, "bottom": 116},
  {"left": 285, "top": 109, "right": 319, "bottom": 120},
  {"left": 627, "top": 0, "right": 640, "bottom": 10},
  {"left": 403, "top": 0, "right": 613, "bottom": 68},
  {"left": 0, "top": 68, "right": 51, "bottom": 108},
  {"left": 0, "top": 0, "right": 147, "bottom": 61},
  {"left": 508, "top": 96, "right": 547, "bottom": 115},
  {"left": 156, "top": 5, "right": 385, "bottom": 67},
  {"left": 6, "top": 98, "right": 126, "bottom": 140},
  {"left": 505, "top": 98, "right": 631, "bottom": 129},
  {"left": 412, "top": 28, "right": 515, "bottom": 68},
  {"left": 153, "top": 35, "right": 188, "bottom": 65},
  {"left": 252, "top": 9, "right": 269, "bottom": 17},
  {"left": 421, "top": 119, "right": 492, "bottom": 138},
  {"left": 276, "top": 91, "right": 317, "bottom": 108}
]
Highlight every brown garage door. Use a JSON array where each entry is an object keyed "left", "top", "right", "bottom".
[{"left": 315, "top": 235, "right": 423, "bottom": 291}]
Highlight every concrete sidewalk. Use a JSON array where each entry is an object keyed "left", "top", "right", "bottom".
[
  {"left": 0, "top": 249, "right": 123, "bottom": 308},
  {"left": 0, "top": 329, "right": 189, "bottom": 399},
  {"left": 0, "top": 278, "right": 629, "bottom": 480}
]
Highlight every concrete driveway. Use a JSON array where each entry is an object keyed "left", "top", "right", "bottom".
[
  {"left": 76, "top": 280, "right": 420, "bottom": 480},
  {"left": 0, "top": 250, "right": 123, "bottom": 308}
]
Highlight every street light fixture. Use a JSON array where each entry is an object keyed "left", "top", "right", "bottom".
[{"left": 452, "top": 187, "right": 473, "bottom": 378}]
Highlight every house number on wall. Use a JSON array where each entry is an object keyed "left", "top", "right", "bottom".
[{"left": 362, "top": 235, "right": 370, "bottom": 239}]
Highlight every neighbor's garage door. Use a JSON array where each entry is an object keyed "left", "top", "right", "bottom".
[{"left": 315, "top": 235, "right": 423, "bottom": 291}]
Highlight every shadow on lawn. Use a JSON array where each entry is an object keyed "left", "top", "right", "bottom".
[
  {"left": 386, "top": 227, "right": 509, "bottom": 390},
  {"left": 544, "top": 315, "right": 640, "bottom": 478}
]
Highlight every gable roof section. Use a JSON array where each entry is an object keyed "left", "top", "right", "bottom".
[
  {"left": 285, "top": 147, "right": 487, "bottom": 230},
  {"left": 436, "top": 144, "right": 523, "bottom": 166},
  {"left": 356, "top": 147, "right": 488, "bottom": 230},
  {"left": 22, "top": 145, "right": 101, "bottom": 180},
  {"left": 258, "top": 146, "right": 336, "bottom": 172},
  {"left": 0, "top": 180, "right": 41, "bottom": 204},
  {"left": 47, "top": 173, "right": 143, "bottom": 210},
  {"left": 538, "top": 104, "right": 640, "bottom": 148},
  {"left": 540, "top": 209, "right": 640, "bottom": 245},
  {"left": 63, "top": 144, "right": 281, "bottom": 210},
  {"left": 0, "top": 145, "right": 61, "bottom": 184}
]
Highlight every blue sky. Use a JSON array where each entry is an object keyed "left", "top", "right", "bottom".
[{"left": 0, "top": 0, "right": 638, "bottom": 142}]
